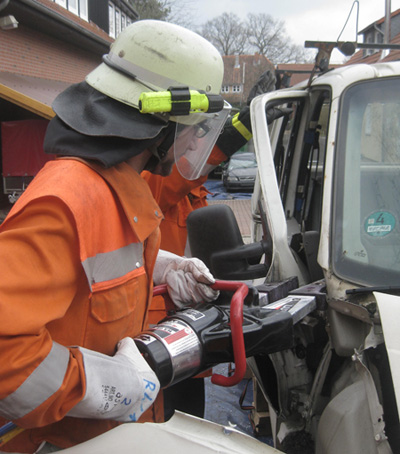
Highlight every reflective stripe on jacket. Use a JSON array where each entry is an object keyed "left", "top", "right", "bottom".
[{"left": 0, "top": 159, "right": 163, "bottom": 452}]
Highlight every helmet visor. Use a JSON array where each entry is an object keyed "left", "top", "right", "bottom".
[{"left": 173, "top": 101, "right": 231, "bottom": 180}]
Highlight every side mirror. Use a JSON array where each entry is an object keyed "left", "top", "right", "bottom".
[{"left": 187, "top": 204, "right": 271, "bottom": 280}]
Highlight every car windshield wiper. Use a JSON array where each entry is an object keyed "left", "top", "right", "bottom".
[{"left": 346, "top": 286, "right": 400, "bottom": 295}]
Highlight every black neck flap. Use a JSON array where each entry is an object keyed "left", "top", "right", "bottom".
[{"left": 44, "top": 116, "right": 168, "bottom": 168}]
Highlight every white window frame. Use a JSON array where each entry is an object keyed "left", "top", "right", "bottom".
[
  {"left": 115, "top": 7, "right": 121, "bottom": 37},
  {"left": 55, "top": 0, "right": 67, "bottom": 7},
  {"left": 54, "top": 0, "right": 88, "bottom": 21},
  {"left": 109, "top": 2, "right": 115, "bottom": 38},
  {"left": 67, "top": 0, "right": 79, "bottom": 16},
  {"left": 79, "top": 0, "right": 88, "bottom": 21}
]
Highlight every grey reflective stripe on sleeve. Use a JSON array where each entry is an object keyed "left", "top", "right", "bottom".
[
  {"left": 0, "top": 342, "right": 70, "bottom": 420},
  {"left": 82, "top": 242, "right": 143, "bottom": 291}
]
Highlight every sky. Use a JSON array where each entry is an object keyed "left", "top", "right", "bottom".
[{"left": 191, "top": 0, "right": 400, "bottom": 62}]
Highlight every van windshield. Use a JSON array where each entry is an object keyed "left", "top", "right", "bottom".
[{"left": 332, "top": 77, "right": 400, "bottom": 286}]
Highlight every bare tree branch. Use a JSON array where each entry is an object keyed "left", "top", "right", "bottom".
[
  {"left": 127, "top": 3, "right": 314, "bottom": 63},
  {"left": 200, "top": 13, "right": 249, "bottom": 55},
  {"left": 128, "top": 0, "right": 197, "bottom": 28},
  {"left": 130, "top": 0, "right": 171, "bottom": 20},
  {"left": 245, "top": 13, "right": 313, "bottom": 63},
  {"left": 164, "top": 0, "right": 197, "bottom": 28}
]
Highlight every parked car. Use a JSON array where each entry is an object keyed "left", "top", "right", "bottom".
[{"left": 222, "top": 151, "right": 257, "bottom": 191}]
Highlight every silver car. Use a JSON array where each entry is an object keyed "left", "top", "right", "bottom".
[{"left": 222, "top": 151, "right": 257, "bottom": 192}]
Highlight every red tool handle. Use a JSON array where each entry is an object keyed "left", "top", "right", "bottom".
[
  {"left": 210, "top": 280, "right": 248, "bottom": 387},
  {"left": 152, "top": 280, "right": 249, "bottom": 387},
  {"left": 152, "top": 283, "right": 175, "bottom": 313}
]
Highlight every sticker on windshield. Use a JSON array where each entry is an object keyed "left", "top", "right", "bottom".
[{"left": 364, "top": 211, "right": 396, "bottom": 237}]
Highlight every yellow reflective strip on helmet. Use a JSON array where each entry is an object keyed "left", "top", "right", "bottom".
[{"left": 232, "top": 113, "right": 252, "bottom": 141}]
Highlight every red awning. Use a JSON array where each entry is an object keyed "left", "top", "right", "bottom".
[{"left": 1, "top": 120, "right": 54, "bottom": 176}]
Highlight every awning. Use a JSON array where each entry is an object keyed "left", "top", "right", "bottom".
[
  {"left": 0, "top": 72, "right": 71, "bottom": 119},
  {"left": 2, "top": 120, "right": 53, "bottom": 176}
]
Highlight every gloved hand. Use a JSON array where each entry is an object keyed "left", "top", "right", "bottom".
[
  {"left": 216, "top": 105, "right": 291, "bottom": 158},
  {"left": 67, "top": 338, "right": 160, "bottom": 422},
  {"left": 214, "top": 69, "right": 277, "bottom": 159},
  {"left": 247, "top": 70, "right": 277, "bottom": 105},
  {"left": 153, "top": 250, "right": 219, "bottom": 308}
]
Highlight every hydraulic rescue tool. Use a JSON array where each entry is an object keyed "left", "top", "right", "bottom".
[
  {"left": 134, "top": 280, "right": 294, "bottom": 388},
  {"left": 0, "top": 281, "right": 310, "bottom": 448}
]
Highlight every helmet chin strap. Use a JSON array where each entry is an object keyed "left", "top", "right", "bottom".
[
  {"left": 156, "top": 123, "right": 175, "bottom": 160},
  {"left": 144, "top": 122, "right": 176, "bottom": 172},
  {"left": 143, "top": 153, "right": 161, "bottom": 173}
]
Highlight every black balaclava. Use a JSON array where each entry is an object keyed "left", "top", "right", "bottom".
[{"left": 44, "top": 81, "right": 171, "bottom": 168}]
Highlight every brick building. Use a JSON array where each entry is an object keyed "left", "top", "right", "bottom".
[
  {"left": 0, "top": 0, "right": 137, "bottom": 212},
  {"left": 0, "top": 0, "right": 137, "bottom": 118},
  {"left": 221, "top": 53, "right": 275, "bottom": 108},
  {"left": 345, "top": 8, "right": 400, "bottom": 65},
  {"left": 275, "top": 64, "right": 315, "bottom": 88}
]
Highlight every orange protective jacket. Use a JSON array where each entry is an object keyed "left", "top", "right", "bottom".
[
  {"left": 0, "top": 159, "right": 163, "bottom": 452},
  {"left": 142, "top": 166, "right": 208, "bottom": 256},
  {"left": 142, "top": 166, "right": 208, "bottom": 325}
]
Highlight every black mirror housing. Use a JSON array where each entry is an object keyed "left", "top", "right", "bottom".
[{"left": 187, "top": 204, "right": 270, "bottom": 280}]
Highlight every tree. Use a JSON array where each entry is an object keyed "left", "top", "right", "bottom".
[
  {"left": 164, "top": 0, "right": 197, "bottom": 28},
  {"left": 276, "top": 43, "right": 314, "bottom": 64},
  {"left": 199, "top": 13, "right": 248, "bottom": 56},
  {"left": 246, "top": 13, "right": 284, "bottom": 57},
  {"left": 128, "top": 3, "right": 313, "bottom": 63},
  {"left": 130, "top": 0, "right": 170, "bottom": 21},
  {"left": 197, "top": 11, "right": 313, "bottom": 63},
  {"left": 129, "top": 0, "right": 196, "bottom": 28},
  {"left": 246, "top": 13, "right": 312, "bottom": 64}
]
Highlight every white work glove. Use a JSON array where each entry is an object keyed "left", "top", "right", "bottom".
[
  {"left": 153, "top": 250, "right": 219, "bottom": 308},
  {"left": 68, "top": 338, "right": 160, "bottom": 422}
]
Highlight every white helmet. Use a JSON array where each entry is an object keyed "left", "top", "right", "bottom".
[{"left": 86, "top": 20, "right": 231, "bottom": 179}]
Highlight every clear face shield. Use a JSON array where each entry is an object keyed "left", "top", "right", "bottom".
[{"left": 173, "top": 101, "right": 231, "bottom": 180}]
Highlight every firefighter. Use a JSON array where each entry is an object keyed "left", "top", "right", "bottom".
[
  {"left": 0, "top": 20, "right": 229, "bottom": 453},
  {"left": 140, "top": 84, "right": 277, "bottom": 336},
  {"left": 143, "top": 71, "right": 278, "bottom": 419},
  {"left": 143, "top": 70, "right": 277, "bottom": 260}
]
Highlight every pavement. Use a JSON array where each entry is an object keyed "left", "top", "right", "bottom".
[
  {"left": 204, "top": 361, "right": 273, "bottom": 448},
  {"left": 204, "top": 364, "right": 254, "bottom": 435},
  {"left": 208, "top": 199, "right": 252, "bottom": 239},
  {"left": 205, "top": 178, "right": 252, "bottom": 241}
]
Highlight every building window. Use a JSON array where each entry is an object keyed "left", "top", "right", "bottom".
[
  {"left": 232, "top": 85, "right": 242, "bottom": 93},
  {"left": 109, "top": 2, "right": 115, "bottom": 38},
  {"left": 53, "top": 0, "right": 88, "bottom": 21},
  {"left": 115, "top": 7, "right": 121, "bottom": 36},
  {"left": 221, "top": 85, "right": 229, "bottom": 93},
  {"left": 79, "top": 0, "right": 88, "bottom": 21},
  {"left": 109, "top": 2, "right": 128, "bottom": 37},
  {"left": 68, "top": 0, "right": 78, "bottom": 15},
  {"left": 55, "top": 0, "right": 67, "bottom": 7},
  {"left": 364, "top": 33, "right": 377, "bottom": 56}
]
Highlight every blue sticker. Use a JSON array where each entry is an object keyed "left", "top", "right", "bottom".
[{"left": 364, "top": 211, "right": 396, "bottom": 237}]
